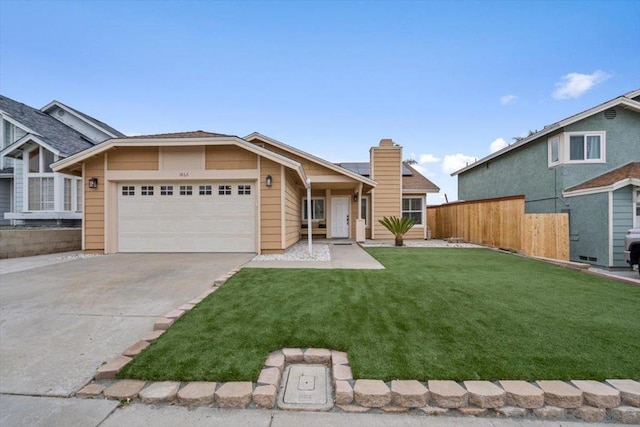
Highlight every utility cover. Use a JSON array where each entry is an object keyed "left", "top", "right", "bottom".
[{"left": 277, "top": 364, "right": 333, "bottom": 411}]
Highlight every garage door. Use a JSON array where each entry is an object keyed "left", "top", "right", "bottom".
[{"left": 117, "top": 182, "right": 256, "bottom": 252}]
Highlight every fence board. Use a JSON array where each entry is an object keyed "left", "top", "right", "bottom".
[{"left": 427, "top": 196, "right": 569, "bottom": 261}]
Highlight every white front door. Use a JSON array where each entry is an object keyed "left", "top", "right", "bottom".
[{"left": 331, "top": 196, "right": 350, "bottom": 238}]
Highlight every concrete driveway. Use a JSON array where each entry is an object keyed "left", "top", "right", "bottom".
[{"left": 0, "top": 253, "right": 253, "bottom": 397}]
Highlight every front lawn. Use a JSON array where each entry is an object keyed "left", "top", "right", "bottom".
[{"left": 119, "top": 248, "right": 640, "bottom": 382}]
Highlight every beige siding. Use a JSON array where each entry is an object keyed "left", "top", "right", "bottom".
[
  {"left": 108, "top": 147, "right": 159, "bottom": 170},
  {"left": 84, "top": 155, "right": 105, "bottom": 251},
  {"left": 206, "top": 145, "right": 258, "bottom": 170},
  {"left": 284, "top": 170, "right": 302, "bottom": 247},
  {"left": 249, "top": 139, "right": 343, "bottom": 177},
  {"left": 371, "top": 145, "right": 402, "bottom": 239},
  {"left": 260, "top": 158, "right": 283, "bottom": 252}
]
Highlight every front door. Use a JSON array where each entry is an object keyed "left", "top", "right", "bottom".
[{"left": 331, "top": 196, "right": 350, "bottom": 238}]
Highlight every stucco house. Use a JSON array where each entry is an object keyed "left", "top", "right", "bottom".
[
  {"left": 453, "top": 89, "right": 640, "bottom": 268},
  {"left": 52, "top": 131, "right": 439, "bottom": 254},
  {"left": 0, "top": 95, "right": 125, "bottom": 226}
]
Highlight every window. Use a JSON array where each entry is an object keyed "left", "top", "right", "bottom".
[
  {"left": 28, "top": 147, "right": 54, "bottom": 173},
  {"left": 402, "top": 197, "right": 423, "bottom": 225},
  {"left": 302, "top": 198, "right": 325, "bottom": 220},
  {"left": 179, "top": 185, "right": 193, "bottom": 195},
  {"left": 122, "top": 186, "right": 135, "bottom": 196},
  {"left": 160, "top": 185, "right": 173, "bottom": 196},
  {"left": 64, "top": 178, "right": 72, "bottom": 211},
  {"left": 29, "top": 149, "right": 40, "bottom": 173},
  {"left": 238, "top": 185, "right": 251, "bottom": 195},
  {"left": 28, "top": 177, "right": 54, "bottom": 210},
  {"left": 141, "top": 186, "right": 154, "bottom": 196},
  {"left": 199, "top": 185, "right": 212, "bottom": 195},
  {"left": 360, "top": 197, "right": 369, "bottom": 226},
  {"left": 76, "top": 180, "right": 83, "bottom": 212},
  {"left": 218, "top": 185, "right": 231, "bottom": 195},
  {"left": 548, "top": 137, "right": 560, "bottom": 165},
  {"left": 567, "top": 132, "right": 604, "bottom": 162}
]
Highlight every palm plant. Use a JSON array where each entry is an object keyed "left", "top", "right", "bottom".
[{"left": 378, "top": 216, "right": 416, "bottom": 247}]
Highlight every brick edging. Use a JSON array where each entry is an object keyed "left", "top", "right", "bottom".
[{"left": 79, "top": 268, "right": 640, "bottom": 424}]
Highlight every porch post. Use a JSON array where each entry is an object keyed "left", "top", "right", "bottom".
[{"left": 306, "top": 178, "right": 312, "bottom": 254}]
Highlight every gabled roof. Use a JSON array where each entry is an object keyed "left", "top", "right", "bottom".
[
  {"left": 41, "top": 100, "right": 126, "bottom": 139},
  {"left": 127, "top": 130, "right": 232, "bottom": 139},
  {"left": 337, "top": 162, "right": 439, "bottom": 192},
  {"left": 402, "top": 163, "right": 440, "bottom": 192},
  {"left": 452, "top": 88, "right": 640, "bottom": 176},
  {"left": 52, "top": 132, "right": 310, "bottom": 187},
  {"left": 244, "top": 132, "right": 377, "bottom": 187},
  {"left": 563, "top": 162, "right": 640, "bottom": 197},
  {"left": 0, "top": 95, "right": 95, "bottom": 158}
]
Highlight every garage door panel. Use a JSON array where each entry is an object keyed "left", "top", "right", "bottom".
[{"left": 117, "top": 182, "right": 256, "bottom": 253}]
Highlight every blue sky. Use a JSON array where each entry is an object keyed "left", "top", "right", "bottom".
[{"left": 1, "top": 0, "right": 638, "bottom": 202}]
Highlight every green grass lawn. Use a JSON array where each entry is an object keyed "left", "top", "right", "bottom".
[{"left": 119, "top": 248, "right": 640, "bottom": 382}]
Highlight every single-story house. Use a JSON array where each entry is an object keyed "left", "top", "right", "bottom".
[{"left": 52, "top": 131, "right": 439, "bottom": 253}]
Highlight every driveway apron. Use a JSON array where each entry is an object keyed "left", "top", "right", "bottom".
[{"left": 0, "top": 253, "right": 253, "bottom": 397}]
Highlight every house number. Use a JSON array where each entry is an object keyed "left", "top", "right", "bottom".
[{"left": 179, "top": 172, "right": 189, "bottom": 177}]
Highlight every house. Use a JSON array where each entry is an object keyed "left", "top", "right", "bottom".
[
  {"left": 52, "top": 131, "right": 439, "bottom": 254},
  {"left": 0, "top": 95, "right": 125, "bottom": 226},
  {"left": 453, "top": 89, "right": 640, "bottom": 268}
]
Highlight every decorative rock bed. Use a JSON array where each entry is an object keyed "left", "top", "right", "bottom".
[{"left": 78, "top": 269, "right": 640, "bottom": 424}]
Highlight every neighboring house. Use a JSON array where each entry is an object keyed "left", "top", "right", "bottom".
[
  {"left": 52, "top": 131, "right": 439, "bottom": 253},
  {"left": 453, "top": 89, "right": 640, "bottom": 268},
  {"left": 0, "top": 95, "right": 125, "bottom": 226}
]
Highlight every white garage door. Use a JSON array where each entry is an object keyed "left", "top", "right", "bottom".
[{"left": 117, "top": 182, "right": 256, "bottom": 252}]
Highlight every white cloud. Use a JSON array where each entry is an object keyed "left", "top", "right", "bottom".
[
  {"left": 442, "top": 153, "right": 477, "bottom": 174},
  {"left": 489, "top": 137, "right": 508, "bottom": 153},
  {"left": 552, "top": 70, "right": 611, "bottom": 100},
  {"left": 500, "top": 94, "right": 517, "bottom": 105},
  {"left": 419, "top": 153, "right": 440, "bottom": 164}
]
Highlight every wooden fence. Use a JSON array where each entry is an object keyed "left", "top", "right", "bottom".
[{"left": 427, "top": 195, "right": 569, "bottom": 261}]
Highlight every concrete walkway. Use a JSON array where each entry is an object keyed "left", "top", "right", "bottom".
[
  {"left": 245, "top": 242, "right": 384, "bottom": 269},
  {"left": 0, "top": 396, "right": 628, "bottom": 427}
]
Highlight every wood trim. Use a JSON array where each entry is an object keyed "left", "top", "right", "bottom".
[{"left": 281, "top": 165, "right": 286, "bottom": 249}]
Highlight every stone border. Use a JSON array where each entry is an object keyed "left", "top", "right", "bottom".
[{"left": 78, "top": 268, "right": 640, "bottom": 424}]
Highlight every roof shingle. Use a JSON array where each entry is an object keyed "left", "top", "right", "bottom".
[{"left": 565, "top": 162, "right": 640, "bottom": 192}]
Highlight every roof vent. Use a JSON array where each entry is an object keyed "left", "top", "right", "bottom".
[
  {"left": 57, "top": 109, "right": 65, "bottom": 117},
  {"left": 604, "top": 108, "right": 616, "bottom": 119}
]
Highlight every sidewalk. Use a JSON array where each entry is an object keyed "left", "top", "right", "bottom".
[
  {"left": 244, "top": 241, "right": 384, "bottom": 269},
  {"left": 0, "top": 395, "right": 628, "bottom": 427}
]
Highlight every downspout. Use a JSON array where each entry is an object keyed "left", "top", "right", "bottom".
[{"left": 306, "top": 178, "right": 312, "bottom": 255}]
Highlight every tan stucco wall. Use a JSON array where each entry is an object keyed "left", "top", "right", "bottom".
[
  {"left": 370, "top": 142, "right": 402, "bottom": 239},
  {"left": 206, "top": 145, "right": 258, "bottom": 170},
  {"left": 84, "top": 154, "right": 106, "bottom": 251},
  {"left": 260, "top": 157, "right": 283, "bottom": 253},
  {"left": 284, "top": 170, "right": 302, "bottom": 248},
  {"left": 108, "top": 147, "right": 159, "bottom": 170}
]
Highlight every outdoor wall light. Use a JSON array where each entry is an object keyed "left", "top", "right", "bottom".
[
  {"left": 265, "top": 175, "right": 273, "bottom": 187},
  {"left": 353, "top": 192, "right": 359, "bottom": 202},
  {"left": 88, "top": 177, "right": 98, "bottom": 189}
]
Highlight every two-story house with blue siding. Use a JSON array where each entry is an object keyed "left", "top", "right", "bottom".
[
  {"left": 453, "top": 89, "right": 640, "bottom": 269},
  {"left": 0, "top": 95, "right": 125, "bottom": 226}
]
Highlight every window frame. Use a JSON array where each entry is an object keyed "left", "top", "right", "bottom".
[
  {"left": 402, "top": 196, "right": 424, "bottom": 226},
  {"left": 302, "top": 197, "right": 325, "bottom": 221},
  {"left": 238, "top": 184, "right": 252, "bottom": 195},
  {"left": 564, "top": 131, "right": 606, "bottom": 164},
  {"left": 360, "top": 196, "right": 369, "bottom": 227},
  {"left": 548, "top": 136, "right": 560, "bottom": 166},
  {"left": 218, "top": 185, "right": 232, "bottom": 195}
]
